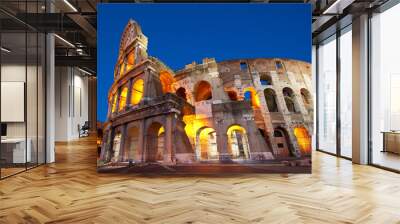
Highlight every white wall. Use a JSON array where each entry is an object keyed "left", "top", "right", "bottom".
[
  {"left": 1, "top": 63, "right": 46, "bottom": 164},
  {"left": 55, "top": 67, "right": 89, "bottom": 141},
  {"left": 1, "top": 64, "right": 40, "bottom": 138}
]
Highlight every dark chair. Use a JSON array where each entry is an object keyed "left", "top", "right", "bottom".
[{"left": 79, "top": 121, "right": 90, "bottom": 138}]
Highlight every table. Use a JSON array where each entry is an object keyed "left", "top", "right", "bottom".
[
  {"left": 1, "top": 138, "right": 31, "bottom": 164},
  {"left": 382, "top": 131, "right": 400, "bottom": 154}
]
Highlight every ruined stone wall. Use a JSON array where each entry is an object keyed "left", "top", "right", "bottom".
[{"left": 175, "top": 58, "right": 312, "bottom": 158}]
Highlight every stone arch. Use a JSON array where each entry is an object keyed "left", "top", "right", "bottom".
[
  {"left": 114, "top": 60, "right": 123, "bottom": 79},
  {"left": 145, "top": 122, "right": 165, "bottom": 162},
  {"left": 131, "top": 78, "right": 144, "bottom": 105},
  {"left": 283, "top": 87, "right": 298, "bottom": 113},
  {"left": 263, "top": 88, "right": 279, "bottom": 112},
  {"left": 176, "top": 87, "right": 187, "bottom": 101},
  {"left": 259, "top": 73, "right": 272, "bottom": 85},
  {"left": 195, "top": 127, "right": 218, "bottom": 160},
  {"left": 125, "top": 50, "right": 135, "bottom": 72},
  {"left": 111, "top": 130, "right": 122, "bottom": 162},
  {"left": 111, "top": 93, "right": 118, "bottom": 113},
  {"left": 227, "top": 125, "right": 250, "bottom": 160},
  {"left": 293, "top": 126, "right": 311, "bottom": 155},
  {"left": 123, "top": 124, "right": 140, "bottom": 161},
  {"left": 118, "top": 60, "right": 125, "bottom": 78},
  {"left": 118, "top": 86, "right": 128, "bottom": 112},
  {"left": 226, "top": 90, "right": 239, "bottom": 101},
  {"left": 194, "top": 80, "right": 212, "bottom": 102},
  {"left": 273, "top": 127, "right": 292, "bottom": 157},
  {"left": 119, "top": 19, "right": 143, "bottom": 54},
  {"left": 243, "top": 87, "right": 260, "bottom": 108},
  {"left": 300, "top": 88, "right": 312, "bottom": 107},
  {"left": 160, "top": 70, "right": 175, "bottom": 94}
]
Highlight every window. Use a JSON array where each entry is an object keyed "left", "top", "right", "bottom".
[
  {"left": 196, "top": 127, "right": 218, "bottom": 160},
  {"left": 160, "top": 71, "right": 174, "bottom": 94},
  {"left": 125, "top": 51, "right": 135, "bottom": 72},
  {"left": 294, "top": 127, "right": 311, "bottom": 155},
  {"left": 274, "top": 130, "right": 283, "bottom": 137},
  {"left": 260, "top": 74, "right": 272, "bottom": 86},
  {"left": 317, "top": 35, "right": 337, "bottom": 154},
  {"left": 370, "top": 4, "right": 400, "bottom": 171},
  {"left": 227, "top": 90, "right": 238, "bottom": 101},
  {"left": 194, "top": 81, "right": 212, "bottom": 102},
  {"left": 275, "top": 61, "right": 283, "bottom": 69},
  {"left": 227, "top": 125, "right": 250, "bottom": 160},
  {"left": 176, "top": 87, "right": 187, "bottom": 101},
  {"left": 283, "top": 87, "right": 298, "bottom": 113},
  {"left": 111, "top": 94, "right": 118, "bottom": 113},
  {"left": 243, "top": 88, "right": 260, "bottom": 108},
  {"left": 131, "top": 79, "right": 144, "bottom": 105},
  {"left": 244, "top": 91, "right": 252, "bottom": 101},
  {"left": 264, "top": 89, "right": 279, "bottom": 112},
  {"left": 300, "top": 89, "right": 312, "bottom": 106},
  {"left": 339, "top": 27, "right": 352, "bottom": 158},
  {"left": 118, "top": 87, "right": 128, "bottom": 111},
  {"left": 240, "top": 62, "right": 248, "bottom": 71},
  {"left": 274, "top": 128, "right": 291, "bottom": 157}
]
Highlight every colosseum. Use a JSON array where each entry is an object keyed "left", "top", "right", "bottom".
[{"left": 98, "top": 20, "right": 312, "bottom": 171}]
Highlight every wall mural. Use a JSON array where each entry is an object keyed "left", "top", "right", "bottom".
[{"left": 97, "top": 4, "right": 312, "bottom": 174}]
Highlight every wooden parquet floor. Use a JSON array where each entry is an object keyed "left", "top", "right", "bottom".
[{"left": 1, "top": 137, "right": 400, "bottom": 224}]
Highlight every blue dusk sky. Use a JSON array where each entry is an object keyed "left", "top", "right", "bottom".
[{"left": 97, "top": 4, "right": 311, "bottom": 122}]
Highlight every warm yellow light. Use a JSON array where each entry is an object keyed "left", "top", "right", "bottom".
[
  {"left": 120, "top": 63, "right": 126, "bottom": 76},
  {"left": 111, "top": 94, "right": 118, "bottom": 113},
  {"left": 158, "top": 126, "right": 165, "bottom": 136},
  {"left": 227, "top": 125, "right": 246, "bottom": 136},
  {"left": 131, "top": 79, "right": 144, "bottom": 105},
  {"left": 243, "top": 87, "right": 260, "bottom": 108},
  {"left": 128, "top": 51, "right": 135, "bottom": 65},
  {"left": 118, "top": 87, "right": 128, "bottom": 111},
  {"left": 199, "top": 127, "right": 218, "bottom": 159},
  {"left": 226, "top": 125, "right": 249, "bottom": 159},
  {"left": 125, "top": 51, "right": 135, "bottom": 72},
  {"left": 182, "top": 115, "right": 208, "bottom": 139},
  {"left": 294, "top": 127, "right": 311, "bottom": 155}
]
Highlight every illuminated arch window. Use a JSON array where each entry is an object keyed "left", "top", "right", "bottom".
[
  {"left": 176, "top": 87, "right": 187, "bottom": 101},
  {"left": 196, "top": 127, "right": 218, "bottom": 160},
  {"left": 264, "top": 89, "right": 278, "bottom": 112},
  {"left": 227, "top": 125, "right": 250, "bottom": 160},
  {"left": 131, "top": 79, "right": 144, "bottom": 105},
  {"left": 111, "top": 94, "right": 118, "bottom": 113},
  {"left": 160, "top": 71, "right": 175, "bottom": 94},
  {"left": 294, "top": 126, "right": 311, "bottom": 155},
  {"left": 243, "top": 87, "right": 260, "bottom": 108},
  {"left": 118, "top": 87, "right": 128, "bottom": 111},
  {"left": 125, "top": 51, "right": 135, "bottom": 72},
  {"left": 194, "top": 81, "right": 212, "bottom": 102}
]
